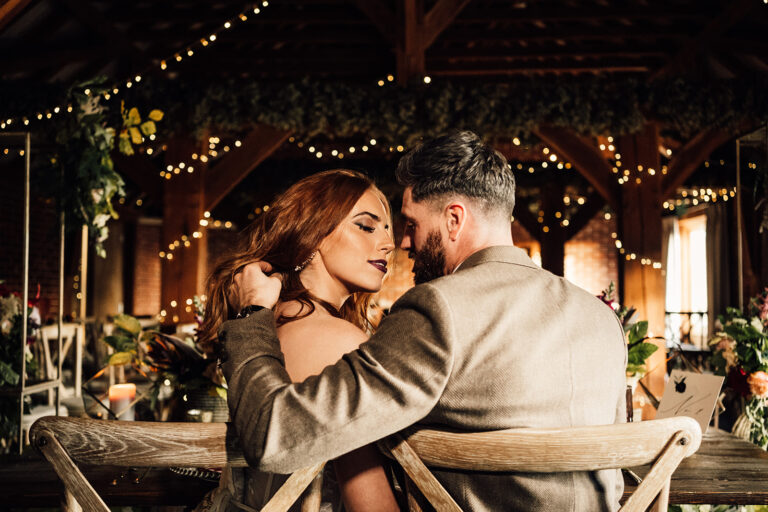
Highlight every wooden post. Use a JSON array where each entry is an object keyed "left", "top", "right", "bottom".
[
  {"left": 161, "top": 137, "right": 208, "bottom": 325},
  {"left": 618, "top": 124, "right": 666, "bottom": 418}
]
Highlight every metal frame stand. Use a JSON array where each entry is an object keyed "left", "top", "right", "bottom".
[{"left": 1, "top": 132, "right": 66, "bottom": 453}]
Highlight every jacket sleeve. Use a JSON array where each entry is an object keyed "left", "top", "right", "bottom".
[{"left": 218, "top": 283, "right": 455, "bottom": 474}]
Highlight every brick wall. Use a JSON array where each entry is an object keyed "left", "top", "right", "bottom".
[
  {"left": 0, "top": 157, "right": 64, "bottom": 321},
  {"left": 566, "top": 212, "right": 619, "bottom": 296}
]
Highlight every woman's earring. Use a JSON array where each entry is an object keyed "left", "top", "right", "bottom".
[{"left": 294, "top": 251, "right": 317, "bottom": 272}]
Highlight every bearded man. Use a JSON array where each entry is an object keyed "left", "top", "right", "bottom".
[{"left": 219, "top": 131, "right": 628, "bottom": 511}]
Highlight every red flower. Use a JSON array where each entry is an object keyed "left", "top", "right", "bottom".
[{"left": 728, "top": 367, "right": 751, "bottom": 398}]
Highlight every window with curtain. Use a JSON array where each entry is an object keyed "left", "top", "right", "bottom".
[{"left": 664, "top": 213, "right": 709, "bottom": 348}]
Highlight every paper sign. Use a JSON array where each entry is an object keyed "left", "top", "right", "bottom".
[{"left": 655, "top": 369, "right": 724, "bottom": 433}]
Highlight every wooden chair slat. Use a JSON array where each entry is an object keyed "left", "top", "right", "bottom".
[
  {"left": 403, "top": 416, "right": 701, "bottom": 472},
  {"left": 382, "top": 417, "right": 702, "bottom": 512},
  {"left": 31, "top": 416, "right": 247, "bottom": 467}
]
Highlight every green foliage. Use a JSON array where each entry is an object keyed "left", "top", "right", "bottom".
[
  {"left": 110, "top": 75, "right": 768, "bottom": 144},
  {"left": 598, "top": 284, "right": 658, "bottom": 376},
  {"left": 710, "top": 291, "right": 768, "bottom": 450}
]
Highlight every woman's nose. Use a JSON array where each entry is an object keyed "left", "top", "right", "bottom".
[{"left": 379, "top": 232, "right": 395, "bottom": 254}]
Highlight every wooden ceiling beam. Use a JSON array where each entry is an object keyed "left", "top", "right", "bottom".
[
  {"left": 429, "top": 64, "right": 651, "bottom": 76},
  {"left": 512, "top": 203, "right": 541, "bottom": 243},
  {"left": 60, "top": 0, "right": 148, "bottom": 63},
  {"left": 652, "top": 0, "right": 756, "bottom": 79},
  {"left": 533, "top": 126, "right": 619, "bottom": 211},
  {"left": 563, "top": 190, "right": 606, "bottom": 241},
  {"left": 454, "top": 7, "right": 711, "bottom": 24},
  {"left": 422, "top": 0, "right": 474, "bottom": 48},
  {"left": 0, "top": 0, "right": 33, "bottom": 32},
  {"left": 660, "top": 128, "right": 735, "bottom": 199},
  {"left": 204, "top": 125, "right": 291, "bottom": 212},
  {"left": 428, "top": 49, "right": 668, "bottom": 61},
  {"left": 351, "top": 0, "right": 397, "bottom": 45}
]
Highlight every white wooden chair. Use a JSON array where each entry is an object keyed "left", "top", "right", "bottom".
[
  {"left": 38, "top": 323, "right": 81, "bottom": 400},
  {"left": 30, "top": 416, "right": 324, "bottom": 512},
  {"left": 379, "top": 416, "right": 702, "bottom": 512}
]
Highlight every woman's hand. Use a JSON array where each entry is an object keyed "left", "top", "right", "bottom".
[{"left": 234, "top": 261, "right": 283, "bottom": 310}]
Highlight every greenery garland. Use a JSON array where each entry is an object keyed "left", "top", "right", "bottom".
[{"left": 0, "top": 75, "right": 765, "bottom": 252}]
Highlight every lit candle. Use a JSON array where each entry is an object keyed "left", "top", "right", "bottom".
[{"left": 109, "top": 383, "right": 136, "bottom": 421}]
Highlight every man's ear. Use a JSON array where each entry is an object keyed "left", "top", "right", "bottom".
[{"left": 444, "top": 201, "right": 467, "bottom": 241}]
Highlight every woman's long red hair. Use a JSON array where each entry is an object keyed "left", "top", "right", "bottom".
[{"left": 199, "top": 169, "right": 391, "bottom": 353}]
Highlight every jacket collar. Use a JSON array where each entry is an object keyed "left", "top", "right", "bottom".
[{"left": 454, "top": 245, "right": 538, "bottom": 273}]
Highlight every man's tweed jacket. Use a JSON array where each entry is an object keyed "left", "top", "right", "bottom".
[{"left": 219, "top": 245, "right": 627, "bottom": 511}]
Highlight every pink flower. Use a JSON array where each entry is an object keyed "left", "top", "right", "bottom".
[{"left": 748, "top": 371, "right": 768, "bottom": 399}]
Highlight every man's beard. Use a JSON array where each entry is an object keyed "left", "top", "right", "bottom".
[{"left": 411, "top": 230, "right": 447, "bottom": 285}]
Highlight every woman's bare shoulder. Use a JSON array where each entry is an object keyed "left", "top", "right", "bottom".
[{"left": 276, "top": 302, "right": 368, "bottom": 381}]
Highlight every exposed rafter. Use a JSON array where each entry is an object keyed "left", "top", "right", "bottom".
[
  {"left": 0, "top": 0, "right": 32, "bottom": 32},
  {"left": 204, "top": 125, "right": 291, "bottom": 212},
  {"left": 533, "top": 126, "right": 619, "bottom": 211},
  {"left": 661, "top": 128, "right": 736, "bottom": 199},
  {"left": 652, "top": 0, "right": 757, "bottom": 79}
]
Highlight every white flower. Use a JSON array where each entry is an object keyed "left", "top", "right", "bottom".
[
  {"left": 91, "top": 188, "right": 105, "bottom": 203},
  {"left": 93, "top": 213, "right": 111, "bottom": 228},
  {"left": 0, "top": 295, "right": 21, "bottom": 327},
  {"left": 751, "top": 316, "right": 764, "bottom": 333}
]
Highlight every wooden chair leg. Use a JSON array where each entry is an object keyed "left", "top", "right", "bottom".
[
  {"left": 380, "top": 434, "right": 462, "bottom": 512},
  {"left": 34, "top": 428, "right": 110, "bottom": 512},
  {"left": 299, "top": 469, "right": 324, "bottom": 512},
  {"left": 649, "top": 478, "right": 670, "bottom": 512},
  {"left": 261, "top": 462, "right": 326, "bottom": 512},
  {"left": 621, "top": 430, "right": 691, "bottom": 512}
]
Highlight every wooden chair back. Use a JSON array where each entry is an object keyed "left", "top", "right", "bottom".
[
  {"left": 379, "top": 416, "right": 702, "bottom": 512},
  {"left": 30, "top": 416, "right": 324, "bottom": 512}
]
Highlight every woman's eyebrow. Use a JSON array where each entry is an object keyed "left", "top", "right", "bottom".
[{"left": 353, "top": 211, "right": 381, "bottom": 222}]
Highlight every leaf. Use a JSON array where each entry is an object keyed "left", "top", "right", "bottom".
[
  {"left": 126, "top": 107, "right": 141, "bottom": 126},
  {"left": 627, "top": 320, "right": 648, "bottom": 345},
  {"left": 118, "top": 136, "right": 134, "bottom": 155},
  {"left": 148, "top": 109, "right": 164, "bottom": 121},
  {"left": 114, "top": 314, "right": 142, "bottom": 335},
  {"left": 108, "top": 351, "right": 133, "bottom": 366},
  {"left": 0, "top": 360, "right": 20, "bottom": 386},
  {"left": 103, "top": 334, "right": 136, "bottom": 352},
  {"left": 628, "top": 342, "right": 658, "bottom": 366},
  {"left": 129, "top": 127, "right": 142, "bottom": 144},
  {"left": 139, "top": 120, "right": 156, "bottom": 136}
]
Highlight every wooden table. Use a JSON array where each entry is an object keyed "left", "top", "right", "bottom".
[{"left": 624, "top": 428, "right": 768, "bottom": 504}]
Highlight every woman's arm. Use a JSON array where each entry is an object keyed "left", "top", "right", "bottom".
[{"left": 277, "top": 311, "right": 400, "bottom": 511}]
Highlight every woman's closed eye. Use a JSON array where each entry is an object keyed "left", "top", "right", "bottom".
[{"left": 355, "top": 222, "right": 376, "bottom": 233}]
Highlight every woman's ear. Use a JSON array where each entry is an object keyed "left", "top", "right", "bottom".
[{"left": 444, "top": 201, "right": 467, "bottom": 242}]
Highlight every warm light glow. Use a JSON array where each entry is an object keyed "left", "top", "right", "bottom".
[{"left": 109, "top": 383, "right": 136, "bottom": 401}]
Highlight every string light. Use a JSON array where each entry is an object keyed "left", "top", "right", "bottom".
[
  {"left": 160, "top": 213, "right": 235, "bottom": 260},
  {"left": 1, "top": 2, "right": 271, "bottom": 130},
  {"left": 664, "top": 187, "right": 736, "bottom": 211},
  {"left": 609, "top": 231, "right": 663, "bottom": 269}
]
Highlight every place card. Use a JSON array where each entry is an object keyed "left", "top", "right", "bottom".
[{"left": 655, "top": 369, "right": 724, "bottom": 433}]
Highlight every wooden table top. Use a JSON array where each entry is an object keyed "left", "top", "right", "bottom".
[{"left": 624, "top": 428, "right": 768, "bottom": 505}]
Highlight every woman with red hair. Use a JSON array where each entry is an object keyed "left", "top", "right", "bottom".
[{"left": 201, "top": 169, "right": 399, "bottom": 511}]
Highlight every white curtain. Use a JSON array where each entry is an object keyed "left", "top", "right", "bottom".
[{"left": 662, "top": 216, "right": 681, "bottom": 344}]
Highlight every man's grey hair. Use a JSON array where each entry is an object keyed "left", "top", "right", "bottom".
[{"left": 396, "top": 131, "right": 516, "bottom": 218}]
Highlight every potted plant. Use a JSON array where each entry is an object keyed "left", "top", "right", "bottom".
[{"left": 709, "top": 288, "right": 768, "bottom": 449}]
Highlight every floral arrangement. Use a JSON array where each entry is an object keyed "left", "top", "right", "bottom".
[
  {"left": 101, "top": 297, "right": 225, "bottom": 415},
  {"left": 0, "top": 282, "right": 40, "bottom": 449},
  {"left": 709, "top": 289, "right": 768, "bottom": 449},
  {"left": 49, "top": 77, "right": 162, "bottom": 258},
  {"left": 598, "top": 282, "right": 659, "bottom": 378}
]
